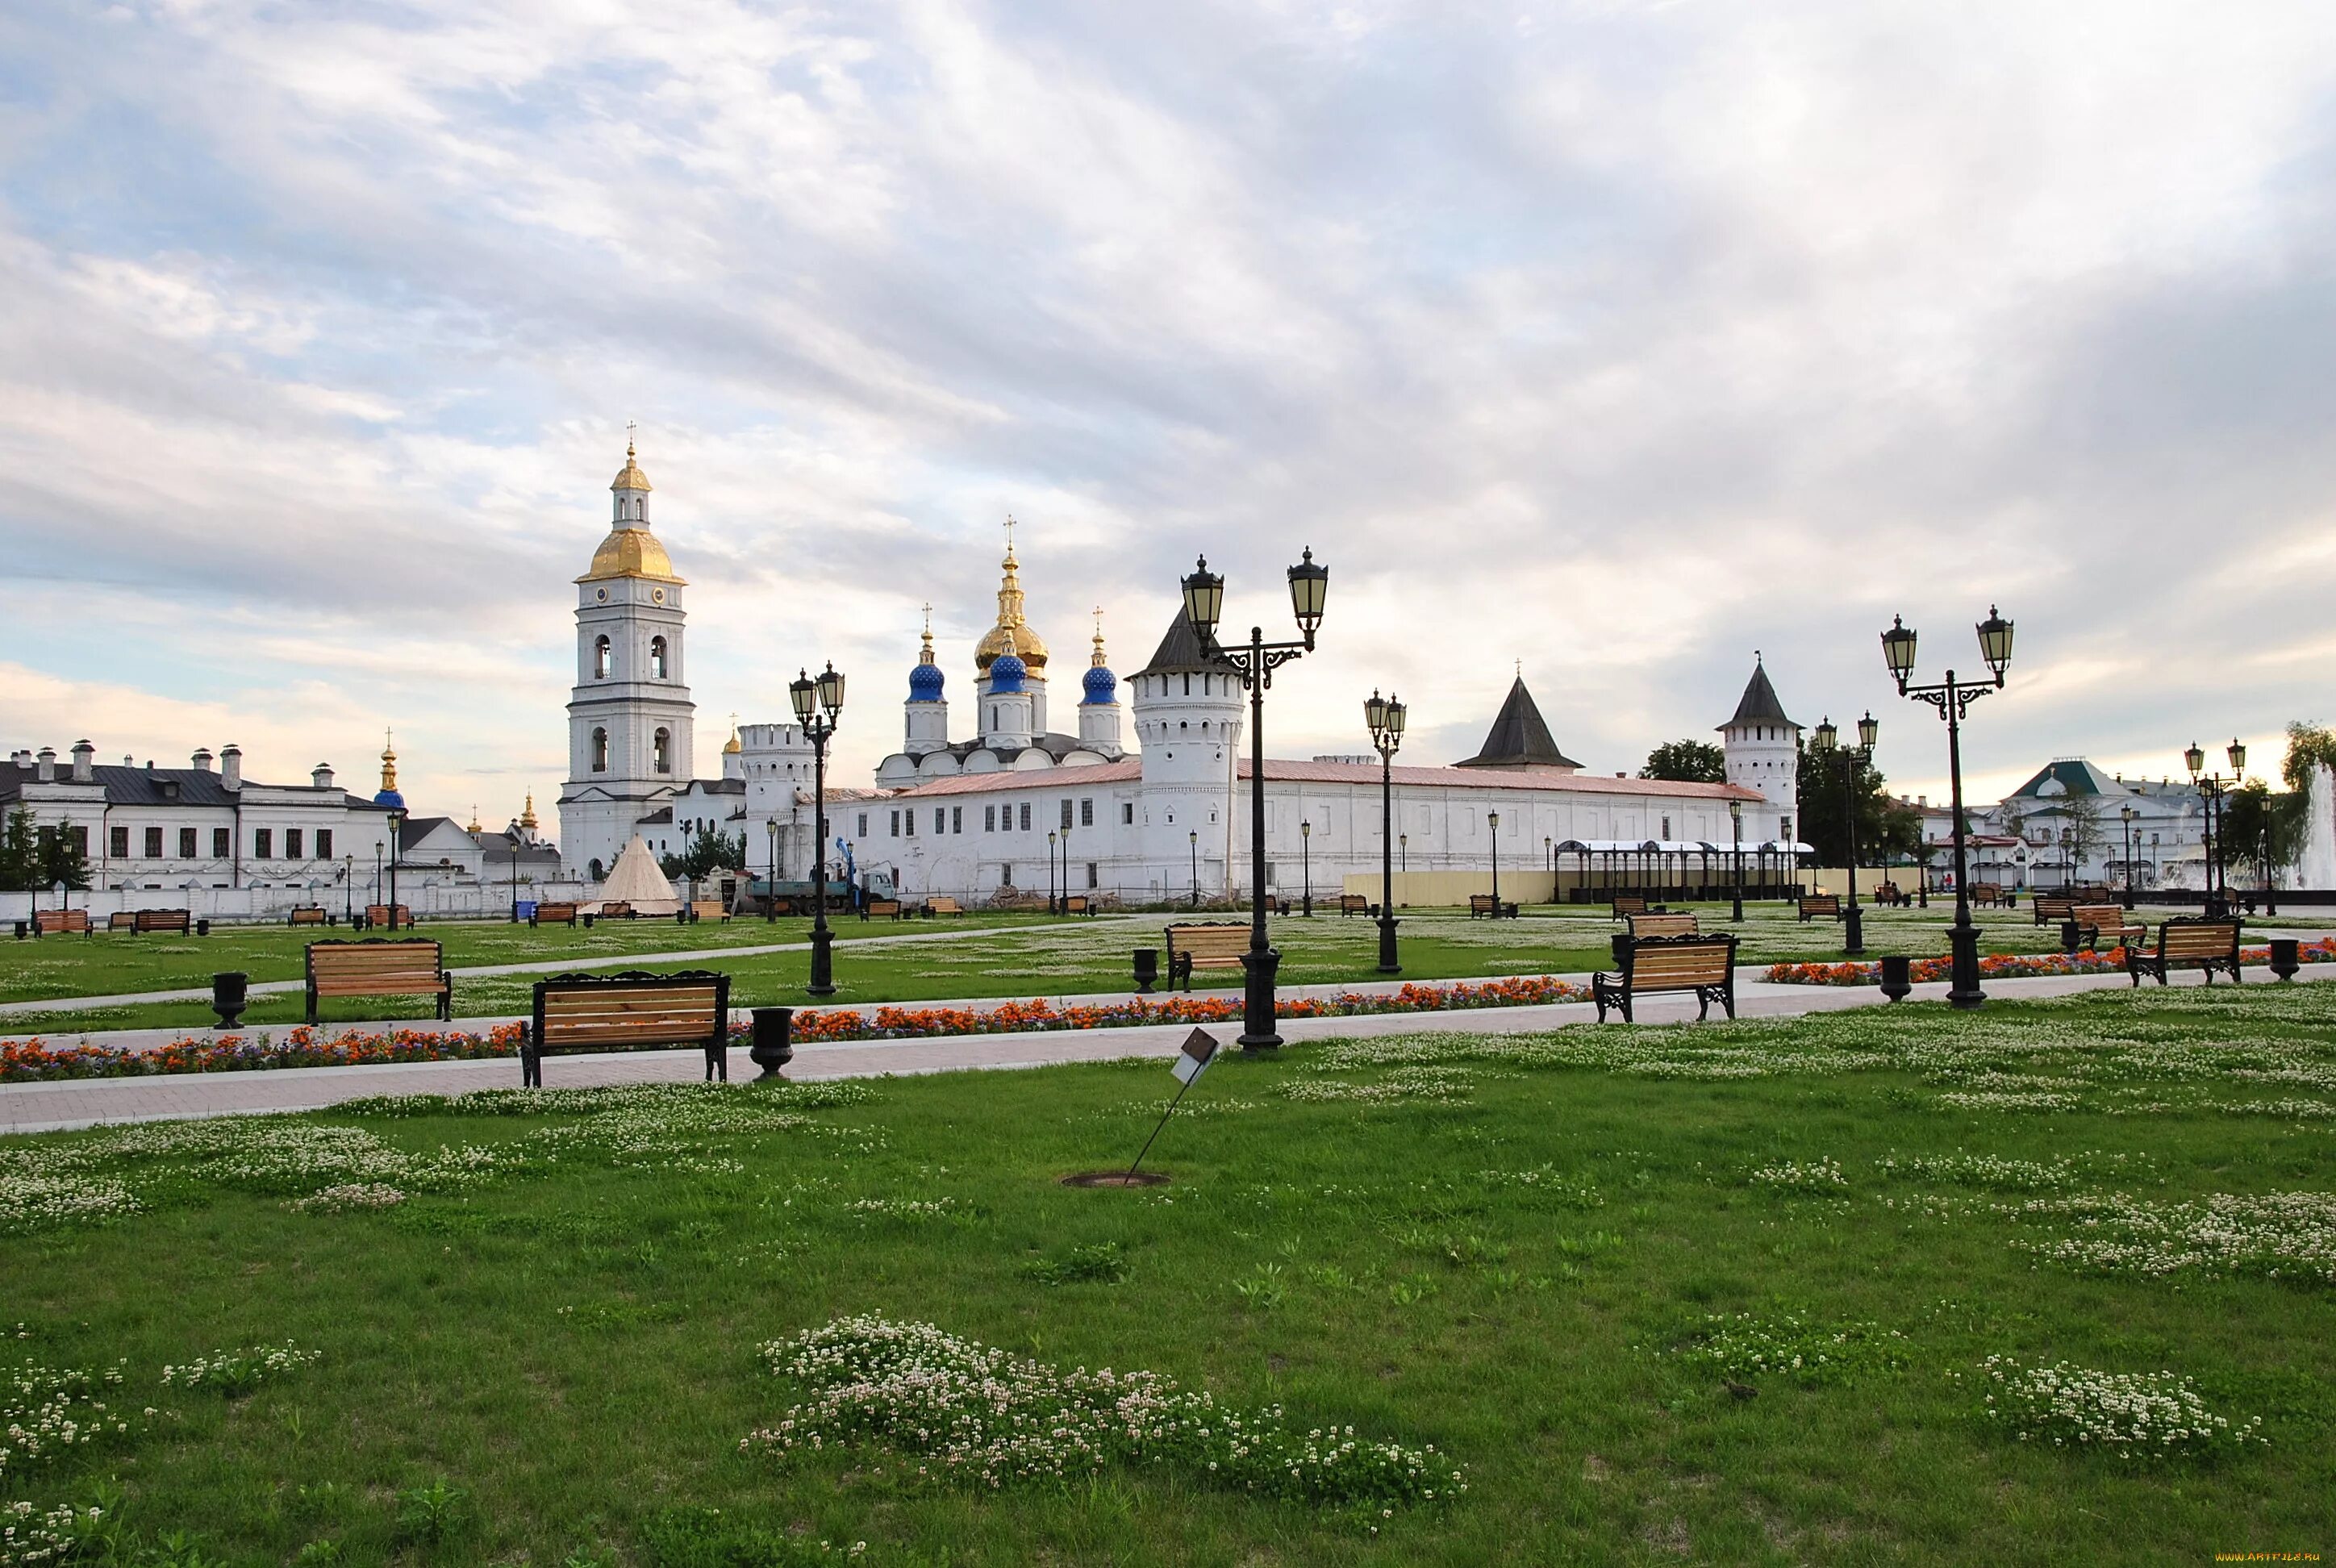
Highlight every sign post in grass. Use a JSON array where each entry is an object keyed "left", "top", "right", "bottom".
[{"left": 1125, "top": 1028, "right": 1219, "bottom": 1181}]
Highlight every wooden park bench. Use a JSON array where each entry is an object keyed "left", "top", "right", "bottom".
[
  {"left": 1469, "top": 893, "right": 1519, "bottom": 920},
  {"left": 32, "top": 908, "right": 90, "bottom": 936},
  {"left": 1610, "top": 895, "right": 1650, "bottom": 920},
  {"left": 287, "top": 907, "right": 328, "bottom": 927},
  {"left": 862, "top": 898, "right": 904, "bottom": 921},
  {"left": 304, "top": 939, "right": 452, "bottom": 1024},
  {"left": 532, "top": 901, "right": 579, "bottom": 928},
  {"left": 1629, "top": 911, "right": 1700, "bottom": 940},
  {"left": 1872, "top": 882, "right": 1908, "bottom": 907},
  {"left": 134, "top": 909, "right": 191, "bottom": 935},
  {"left": 107, "top": 911, "right": 141, "bottom": 932},
  {"left": 1968, "top": 882, "right": 2009, "bottom": 908},
  {"left": 2069, "top": 903, "right": 2146, "bottom": 952},
  {"left": 1063, "top": 895, "right": 1093, "bottom": 915},
  {"left": 523, "top": 970, "right": 732, "bottom": 1087},
  {"left": 1797, "top": 894, "right": 1841, "bottom": 922},
  {"left": 924, "top": 896, "right": 966, "bottom": 917},
  {"left": 2125, "top": 918, "right": 2243, "bottom": 987},
  {"left": 1338, "top": 893, "right": 1371, "bottom": 917},
  {"left": 2031, "top": 895, "right": 2079, "bottom": 927},
  {"left": 689, "top": 900, "right": 728, "bottom": 923},
  {"left": 1592, "top": 933, "right": 1739, "bottom": 1024},
  {"left": 597, "top": 901, "right": 634, "bottom": 920},
  {"left": 1165, "top": 922, "right": 1249, "bottom": 989},
  {"left": 365, "top": 904, "right": 414, "bottom": 930}
]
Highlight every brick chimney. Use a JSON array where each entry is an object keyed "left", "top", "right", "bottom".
[
  {"left": 70, "top": 740, "right": 94, "bottom": 783},
  {"left": 220, "top": 744, "right": 243, "bottom": 791},
  {"left": 192, "top": 748, "right": 215, "bottom": 773},
  {"left": 35, "top": 747, "right": 55, "bottom": 782}
]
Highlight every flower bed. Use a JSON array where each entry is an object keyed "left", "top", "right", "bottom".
[
  {"left": 1764, "top": 938, "right": 2336, "bottom": 988},
  {"left": 0, "top": 976, "right": 1589, "bottom": 1082}
]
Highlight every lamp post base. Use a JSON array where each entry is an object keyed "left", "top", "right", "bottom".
[
  {"left": 807, "top": 925, "right": 836, "bottom": 997},
  {"left": 1237, "top": 945, "right": 1283, "bottom": 1049},
  {"left": 1843, "top": 904, "right": 1864, "bottom": 957},
  {"left": 1374, "top": 915, "right": 1401, "bottom": 974},
  {"left": 1946, "top": 922, "right": 1985, "bottom": 1009}
]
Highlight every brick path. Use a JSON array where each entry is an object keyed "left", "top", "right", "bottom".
[{"left": 7, "top": 965, "right": 2324, "bottom": 1134}]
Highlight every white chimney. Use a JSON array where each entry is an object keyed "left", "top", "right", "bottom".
[
  {"left": 35, "top": 747, "right": 55, "bottom": 782},
  {"left": 71, "top": 740, "right": 94, "bottom": 783},
  {"left": 220, "top": 744, "right": 243, "bottom": 791},
  {"left": 312, "top": 763, "right": 335, "bottom": 790},
  {"left": 192, "top": 748, "right": 215, "bottom": 773}
]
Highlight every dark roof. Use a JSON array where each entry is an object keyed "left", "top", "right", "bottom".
[
  {"left": 1456, "top": 678, "right": 1581, "bottom": 769},
  {"left": 2006, "top": 759, "right": 2130, "bottom": 799},
  {"left": 1133, "top": 612, "right": 1215, "bottom": 678},
  {"left": 1719, "top": 662, "right": 1794, "bottom": 730},
  {"left": 0, "top": 759, "right": 376, "bottom": 810}
]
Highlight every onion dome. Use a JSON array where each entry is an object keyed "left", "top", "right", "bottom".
[
  {"left": 1081, "top": 608, "right": 1115, "bottom": 705},
  {"left": 582, "top": 529, "right": 682, "bottom": 583},
  {"left": 908, "top": 604, "right": 945, "bottom": 701},
  {"left": 990, "top": 653, "right": 1028, "bottom": 693},
  {"left": 611, "top": 439, "right": 653, "bottom": 493},
  {"left": 721, "top": 725, "right": 743, "bottom": 756},
  {"left": 519, "top": 791, "right": 538, "bottom": 830},
  {"left": 973, "top": 519, "right": 1049, "bottom": 672},
  {"left": 373, "top": 729, "right": 406, "bottom": 809}
]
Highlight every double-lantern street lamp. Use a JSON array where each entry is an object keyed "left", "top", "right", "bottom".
[
  {"left": 1366, "top": 690, "right": 1407, "bottom": 973},
  {"left": 1811, "top": 711, "right": 1877, "bottom": 956},
  {"left": 1881, "top": 606, "right": 2014, "bottom": 1009},
  {"left": 2184, "top": 738, "right": 2245, "bottom": 920},
  {"left": 385, "top": 808, "right": 406, "bottom": 929},
  {"left": 1179, "top": 547, "right": 1330, "bottom": 1049},
  {"left": 788, "top": 662, "right": 845, "bottom": 996},
  {"left": 1487, "top": 811, "right": 1502, "bottom": 910}
]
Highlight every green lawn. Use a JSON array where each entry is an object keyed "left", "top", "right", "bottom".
[
  {"left": 4, "top": 983, "right": 2334, "bottom": 1564},
  {"left": 7, "top": 903, "right": 2327, "bottom": 1038}
]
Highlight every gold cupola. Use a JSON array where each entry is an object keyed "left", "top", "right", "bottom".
[
  {"left": 972, "top": 517, "right": 1049, "bottom": 673},
  {"left": 519, "top": 791, "right": 539, "bottom": 830},
  {"left": 578, "top": 435, "right": 686, "bottom": 585}
]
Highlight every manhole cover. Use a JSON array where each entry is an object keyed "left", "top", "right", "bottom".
[{"left": 1059, "top": 1171, "right": 1170, "bottom": 1188}]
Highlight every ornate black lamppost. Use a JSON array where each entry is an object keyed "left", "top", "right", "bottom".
[
  {"left": 1179, "top": 548, "right": 1329, "bottom": 1049},
  {"left": 1046, "top": 830, "right": 1059, "bottom": 915},
  {"left": 1811, "top": 712, "right": 1876, "bottom": 955},
  {"left": 763, "top": 819, "right": 779, "bottom": 921},
  {"left": 1399, "top": 832, "right": 1407, "bottom": 874},
  {"left": 790, "top": 663, "right": 845, "bottom": 995},
  {"left": 2120, "top": 805, "right": 2138, "bottom": 909},
  {"left": 342, "top": 854, "right": 354, "bottom": 924},
  {"left": 1487, "top": 810, "right": 1501, "bottom": 911},
  {"left": 1881, "top": 607, "right": 2014, "bottom": 1009},
  {"left": 1298, "top": 819, "right": 1313, "bottom": 915},
  {"left": 508, "top": 832, "right": 521, "bottom": 923},
  {"left": 1188, "top": 830, "right": 1199, "bottom": 907},
  {"left": 1728, "top": 798, "right": 1745, "bottom": 922},
  {"left": 386, "top": 807, "right": 406, "bottom": 929},
  {"left": 2184, "top": 739, "right": 2244, "bottom": 919},
  {"left": 1366, "top": 689, "right": 1405, "bottom": 972}
]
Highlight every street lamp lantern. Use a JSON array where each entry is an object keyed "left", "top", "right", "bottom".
[
  {"left": 1813, "top": 716, "right": 1838, "bottom": 752},
  {"left": 1976, "top": 605, "right": 2014, "bottom": 683},
  {"left": 1881, "top": 615, "right": 1918, "bottom": 686},
  {"left": 816, "top": 661, "right": 846, "bottom": 717},
  {"left": 788, "top": 669, "right": 817, "bottom": 724},
  {"left": 2227, "top": 737, "right": 2246, "bottom": 775},
  {"left": 1180, "top": 557, "right": 1224, "bottom": 640},
  {"left": 1287, "top": 548, "right": 1329, "bottom": 646},
  {"left": 1364, "top": 690, "right": 1388, "bottom": 734},
  {"left": 1857, "top": 711, "right": 1879, "bottom": 753},
  {"left": 2184, "top": 740, "right": 2205, "bottom": 777}
]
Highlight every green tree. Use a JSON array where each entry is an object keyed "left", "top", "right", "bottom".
[
  {"left": 2221, "top": 781, "right": 2308, "bottom": 887},
  {"left": 36, "top": 824, "right": 91, "bottom": 890},
  {"left": 2284, "top": 721, "right": 2336, "bottom": 791},
  {"left": 1639, "top": 740, "right": 1725, "bottom": 783},
  {"left": 660, "top": 826, "right": 746, "bottom": 883},
  {"left": 0, "top": 807, "right": 41, "bottom": 892},
  {"left": 1796, "top": 746, "right": 1922, "bottom": 870}
]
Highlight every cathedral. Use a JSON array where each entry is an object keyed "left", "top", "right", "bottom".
[{"left": 556, "top": 441, "right": 1800, "bottom": 902}]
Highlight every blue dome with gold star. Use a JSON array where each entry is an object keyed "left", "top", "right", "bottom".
[
  {"left": 908, "top": 661, "right": 945, "bottom": 702},
  {"left": 990, "top": 653, "right": 1028, "bottom": 693},
  {"left": 1082, "top": 664, "right": 1116, "bottom": 705}
]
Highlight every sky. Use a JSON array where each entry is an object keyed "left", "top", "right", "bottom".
[{"left": 4, "top": 0, "right": 2334, "bottom": 832}]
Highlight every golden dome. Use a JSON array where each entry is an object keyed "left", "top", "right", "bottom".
[
  {"left": 972, "top": 523, "right": 1048, "bottom": 671},
  {"left": 721, "top": 727, "right": 742, "bottom": 755},
  {"left": 611, "top": 440, "right": 653, "bottom": 493},
  {"left": 577, "top": 528, "right": 686, "bottom": 584}
]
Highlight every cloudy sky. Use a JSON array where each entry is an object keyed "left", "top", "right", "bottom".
[{"left": 5, "top": 0, "right": 2333, "bottom": 827}]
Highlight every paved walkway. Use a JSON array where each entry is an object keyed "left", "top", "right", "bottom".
[{"left": 6, "top": 965, "right": 2326, "bottom": 1135}]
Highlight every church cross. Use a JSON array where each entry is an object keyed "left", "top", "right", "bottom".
[{"left": 626, "top": 418, "right": 638, "bottom": 451}]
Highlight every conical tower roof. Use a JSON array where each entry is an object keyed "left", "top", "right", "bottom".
[
  {"left": 1720, "top": 660, "right": 1795, "bottom": 731},
  {"left": 1456, "top": 678, "right": 1581, "bottom": 770},
  {"left": 1134, "top": 611, "right": 1215, "bottom": 678}
]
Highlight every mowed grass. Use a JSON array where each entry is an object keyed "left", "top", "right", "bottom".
[
  {"left": 7, "top": 902, "right": 2283, "bottom": 1036},
  {"left": 5, "top": 983, "right": 2336, "bottom": 1564}
]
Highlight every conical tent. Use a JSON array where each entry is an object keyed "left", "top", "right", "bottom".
[{"left": 594, "top": 834, "right": 682, "bottom": 914}]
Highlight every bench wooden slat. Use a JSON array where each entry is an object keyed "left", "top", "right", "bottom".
[
  {"left": 305, "top": 939, "right": 451, "bottom": 1024},
  {"left": 1629, "top": 913, "right": 1699, "bottom": 939},
  {"left": 524, "top": 970, "right": 732, "bottom": 1086}
]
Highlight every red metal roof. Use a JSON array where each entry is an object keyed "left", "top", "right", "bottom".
[{"left": 887, "top": 757, "right": 1758, "bottom": 801}]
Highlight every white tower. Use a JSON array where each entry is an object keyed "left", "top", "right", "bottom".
[
  {"left": 984, "top": 656, "right": 1036, "bottom": 751},
  {"left": 1077, "top": 609, "right": 1124, "bottom": 757},
  {"left": 903, "top": 606, "right": 951, "bottom": 757},
  {"left": 1130, "top": 611, "right": 1242, "bottom": 896},
  {"left": 558, "top": 437, "right": 697, "bottom": 881},
  {"left": 1718, "top": 656, "right": 1800, "bottom": 844}
]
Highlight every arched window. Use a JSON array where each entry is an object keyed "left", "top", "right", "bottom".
[
  {"left": 588, "top": 858, "right": 604, "bottom": 880},
  {"left": 591, "top": 728, "right": 609, "bottom": 772},
  {"left": 653, "top": 728, "right": 672, "bottom": 774},
  {"left": 650, "top": 636, "right": 668, "bottom": 679},
  {"left": 594, "top": 636, "right": 611, "bottom": 679}
]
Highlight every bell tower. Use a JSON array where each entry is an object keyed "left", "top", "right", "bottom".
[
  {"left": 558, "top": 433, "right": 697, "bottom": 880},
  {"left": 1718, "top": 653, "right": 1800, "bottom": 845}
]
